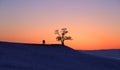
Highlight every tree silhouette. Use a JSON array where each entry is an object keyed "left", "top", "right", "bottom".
[{"left": 55, "top": 28, "right": 72, "bottom": 46}]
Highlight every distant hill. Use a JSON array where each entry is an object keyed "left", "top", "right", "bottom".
[
  {"left": 0, "top": 41, "right": 120, "bottom": 70},
  {"left": 79, "top": 49, "right": 120, "bottom": 60}
]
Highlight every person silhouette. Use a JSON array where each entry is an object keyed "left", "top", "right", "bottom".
[{"left": 42, "top": 40, "right": 45, "bottom": 45}]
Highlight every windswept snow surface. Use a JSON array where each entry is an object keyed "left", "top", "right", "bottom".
[
  {"left": 0, "top": 41, "right": 120, "bottom": 70},
  {"left": 80, "top": 49, "right": 120, "bottom": 60}
]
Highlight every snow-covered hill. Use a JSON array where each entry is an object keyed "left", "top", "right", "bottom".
[{"left": 0, "top": 41, "right": 120, "bottom": 70}]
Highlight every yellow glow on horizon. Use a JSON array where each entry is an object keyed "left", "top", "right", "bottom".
[{"left": 0, "top": 0, "right": 120, "bottom": 50}]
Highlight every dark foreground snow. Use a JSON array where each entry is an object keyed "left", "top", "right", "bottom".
[{"left": 0, "top": 41, "right": 120, "bottom": 70}]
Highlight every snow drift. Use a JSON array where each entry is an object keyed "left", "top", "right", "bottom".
[
  {"left": 0, "top": 41, "right": 120, "bottom": 70},
  {"left": 80, "top": 49, "right": 120, "bottom": 60}
]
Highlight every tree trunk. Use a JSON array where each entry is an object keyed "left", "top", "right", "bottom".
[
  {"left": 61, "top": 40, "right": 64, "bottom": 46},
  {"left": 61, "top": 34, "right": 65, "bottom": 46}
]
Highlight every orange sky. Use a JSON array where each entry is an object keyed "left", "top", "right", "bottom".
[{"left": 0, "top": 0, "right": 120, "bottom": 50}]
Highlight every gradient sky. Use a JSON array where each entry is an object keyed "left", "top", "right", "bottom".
[{"left": 0, "top": 0, "right": 120, "bottom": 50}]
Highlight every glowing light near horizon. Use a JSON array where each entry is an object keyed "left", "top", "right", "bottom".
[{"left": 0, "top": 0, "right": 120, "bottom": 50}]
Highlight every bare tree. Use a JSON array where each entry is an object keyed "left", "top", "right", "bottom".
[{"left": 55, "top": 28, "right": 72, "bottom": 46}]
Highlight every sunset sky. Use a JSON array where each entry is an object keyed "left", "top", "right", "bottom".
[{"left": 0, "top": 0, "right": 120, "bottom": 50}]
